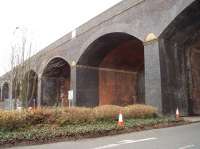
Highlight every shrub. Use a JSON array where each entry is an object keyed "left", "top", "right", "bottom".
[
  {"left": 123, "top": 104, "right": 157, "bottom": 118},
  {"left": 0, "top": 110, "right": 27, "bottom": 131},
  {"left": 56, "top": 107, "right": 95, "bottom": 126},
  {"left": 0, "top": 104, "right": 158, "bottom": 131},
  {"left": 93, "top": 105, "right": 122, "bottom": 121},
  {"left": 25, "top": 108, "right": 55, "bottom": 125}
]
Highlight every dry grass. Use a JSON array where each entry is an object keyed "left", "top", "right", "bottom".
[
  {"left": 93, "top": 105, "right": 122, "bottom": 120},
  {"left": 123, "top": 104, "right": 157, "bottom": 118},
  {"left": 0, "top": 104, "right": 158, "bottom": 131}
]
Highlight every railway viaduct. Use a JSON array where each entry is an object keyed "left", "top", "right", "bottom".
[{"left": 0, "top": 0, "right": 199, "bottom": 115}]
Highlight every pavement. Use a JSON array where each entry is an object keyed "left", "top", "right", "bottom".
[
  {"left": 183, "top": 116, "right": 200, "bottom": 123},
  {"left": 6, "top": 122, "right": 200, "bottom": 149}
]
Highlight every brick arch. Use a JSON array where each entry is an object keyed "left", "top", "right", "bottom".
[
  {"left": 77, "top": 23, "right": 143, "bottom": 63},
  {"left": 158, "top": 0, "right": 196, "bottom": 38},
  {"left": 2, "top": 82, "right": 9, "bottom": 101},
  {"left": 76, "top": 32, "right": 144, "bottom": 107},
  {"left": 41, "top": 57, "right": 71, "bottom": 106},
  {"left": 159, "top": 0, "right": 200, "bottom": 115},
  {"left": 39, "top": 56, "right": 70, "bottom": 76}
]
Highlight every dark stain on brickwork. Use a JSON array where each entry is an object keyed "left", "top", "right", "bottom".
[
  {"left": 188, "top": 44, "right": 200, "bottom": 115},
  {"left": 160, "top": 0, "right": 200, "bottom": 115}
]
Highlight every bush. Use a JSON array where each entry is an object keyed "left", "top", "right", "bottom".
[
  {"left": 93, "top": 105, "right": 122, "bottom": 121},
  {"left": 56, "top": 107, "right": 95, "bottom": 126},
  {"left": 0, "top": 104, "right": 158, "bottom": 131},
  {"left": 123, "top": 104, "right": 157, "bottom": 119},
  {"left": 0, "top": 110, "right": 27, "bottom": 131}
]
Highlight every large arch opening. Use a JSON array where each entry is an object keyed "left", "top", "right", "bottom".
[
  {"left": 42, "top": 58, "right": 70, "bottom": 106},
  {"left": 77, "top": 32, "right": 144, "bottom": 107},
  {"left": 2, "top": 82, "right": 9, "bottom": 101},
  {"left": 160, "top": 0, "right": 200, "bottom": 115},
  {"left": 22, "top": 70, "right": 38, "bottom": 107}
]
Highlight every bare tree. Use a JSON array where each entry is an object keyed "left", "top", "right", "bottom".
[{"left": 10, "top": 27, "right": 37, "bottom": 109}]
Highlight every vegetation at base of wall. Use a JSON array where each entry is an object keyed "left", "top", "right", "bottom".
[
  {"left": 0, "top": 117, "right": 184, "bottom": 146},
  {"left": 0, "top": 104, "right": 157, "bottom": 131},
  {"left": 0, "top": 104, "right": 186, "bottom": 146}
]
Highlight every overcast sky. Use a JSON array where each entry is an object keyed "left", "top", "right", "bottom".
[{"left": 0, "top": 0, "right": 122, "bottom": 76}]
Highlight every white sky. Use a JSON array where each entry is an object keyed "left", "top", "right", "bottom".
[{"left": 0, "top": 0, "right": 122, "bottom": 76}]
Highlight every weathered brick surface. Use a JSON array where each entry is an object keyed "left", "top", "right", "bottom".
[
  {"left": 99, "top": 70, "right": 137, "bottom": 106},
  {"left": 190, "top": 47, "right": 200, "bottom": 115},
  {"left": 159, "top": 0, "right": 200, "bottom": 115}
]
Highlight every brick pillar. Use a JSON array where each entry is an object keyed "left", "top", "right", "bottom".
[
  {"left": 37, "top": 74, "right": 42, "bottom": 107},
  {"left": 70, "top": 65, "right": 77, "bottom": 106},
  {"left": 144, "top": 39, "right": 162, "bottom": 113}
]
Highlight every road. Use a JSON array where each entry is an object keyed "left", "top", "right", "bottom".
[{"left": 7, "top": 123, "right": 200, "bottom": 149}]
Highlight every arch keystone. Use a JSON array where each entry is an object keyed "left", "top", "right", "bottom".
[
  {"left": 144, "top": 33, "right": 157, "bottom": 43},
  {"left": 71, "top": 61, "right": 76, "bottom": 67}
]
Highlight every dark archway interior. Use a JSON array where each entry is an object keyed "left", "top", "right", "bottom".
[
  {"left": 160, "top": 0, "right": 200, "bottom": 115},
  {"left": 23, "top": 70, "right": 38, "bottom": 107},
  {"left": 2, "top": 82, "right": 9, "bottom": 101},
  {"left": 77, "top": 32, "right": 144, "bottom": 107},
  {"left": 12, "top": 79, "right": 20, "bottom": 100},
  {"left": 42, "top": 58, "right": 70, "bottom": 106}
]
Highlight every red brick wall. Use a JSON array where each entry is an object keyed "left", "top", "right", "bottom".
[
  {"left": 99, "top": 69, "right": 137, "bottom": 106},
  {"left": 99, "top": 39, "right": 144, "bottom": 106}
]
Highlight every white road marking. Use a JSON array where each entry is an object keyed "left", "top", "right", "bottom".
[
  {"left": 119, "top": 138, "right": 157, "bottom": 144},
  {"left": 179, "top": 144, "right": 195, "bottom": 149},
  {"left": 118, "top": 140, "right": 134, "bottom": 144},
  {"left": 92, "top": 144, "right": 119, "bottom": 149},
  {"left": 92, "top": 137, "right": 157, "bottom": 149}
]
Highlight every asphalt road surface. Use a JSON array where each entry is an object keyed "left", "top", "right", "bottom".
[{"left": 7, "top": 123, "right": 200, "bottom": 149}]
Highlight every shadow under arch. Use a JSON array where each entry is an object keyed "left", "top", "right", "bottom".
[
  {"left": 159, "top": 0, "right": 200, "bottom": 115},
  {"left": 77, "top": 32, "right": 145, "bottom": 107},
  {"left": 77, "top": 23, "right": 144, "bottom": 63},
  {"left": 41, "top": 57, "right": 71, "bottom": 106},
  {"left": 2, "top": 82, "right": 9, "bottom": 101},
  {"left": 22, "top": 70, "right": 38, "bottom": 107}
]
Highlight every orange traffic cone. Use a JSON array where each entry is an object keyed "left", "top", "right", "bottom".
[
  {"left": 118, "top": 111, "right": 124, "bottom": 127},
  {"left": 176, "top": 107, "right": 180, "bottom": 120}
]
